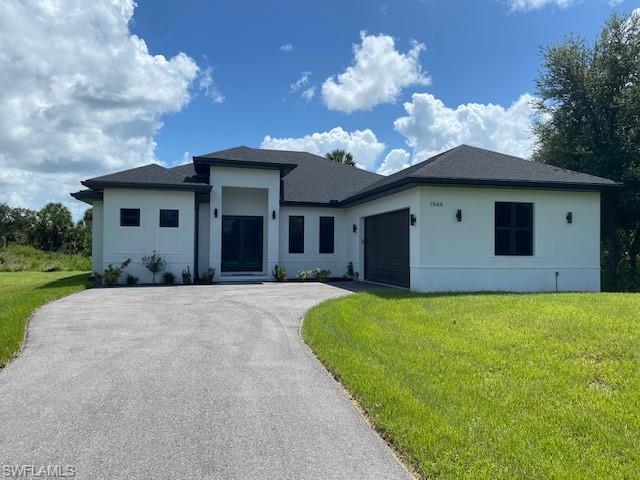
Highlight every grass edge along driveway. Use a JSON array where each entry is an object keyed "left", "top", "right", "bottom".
[
  {"left": 302, "top": 291, "right": 640, "bottom": 480},
  {"left": 0, "top": 271, "right": 90, "bottom": 367}
]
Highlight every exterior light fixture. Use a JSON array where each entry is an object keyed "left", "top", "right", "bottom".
[
  {"left": 352, "top": 224, "right": 357, "bottom": 233},
  {"left": 214, "top": 208, "right": 218, "bottom": 218},
  {"left": 272, "top": 210, "right": 276, "bottom": 220},
  {"left": 566, "top": 212, "right": 573, "bottom": 224},
  {"left": 410, "top": 214, "right": 417, "bottom": 226},
  {"left": 456, "top": 209, "right": 462, "bottom": 222}
]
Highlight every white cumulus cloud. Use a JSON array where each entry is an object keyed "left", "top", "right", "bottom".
[
  {"left": 393, "top": 93, "right": 537, "bottom": 163},
  {"left": 261, "top": 127, "right": 385, "bottom": 170},
  {"left": 0, "top": 0, "right": 204, "bottom": 217},
  {"left": 321, "top": 32, "right": 430, "bottom": 113},
  {"left": 377, "top": 149, "right": 412, "bottom": 175},
  {"left": 280, "top": 43, "right": 293, "bottom": 52}
]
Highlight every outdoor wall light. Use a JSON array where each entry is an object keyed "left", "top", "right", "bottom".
[
  {"left": 352, "top": 224, "right": 357, "bottom": 233},
  {"left": 214, "top": 208, "right": 218, "bottom": 218},
  {"left": 410, "top": 214, "right": 417, "bottom": 226},
  {"left": 566, "top": 212, "right": 573, "bottom": 224},
  {"left": 272, "top": 210, "right": 277, "bottom": 220},
  {"left": 456, "top": 209, "right": 462, "bottom": 222}
]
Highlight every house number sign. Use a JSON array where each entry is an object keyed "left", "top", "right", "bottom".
[{"left": 429, "top": 201, "right": 443, "bottom": 207}]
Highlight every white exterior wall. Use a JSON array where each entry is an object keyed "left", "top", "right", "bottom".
[
  {"left": 101, "top": 189, "right": 195, "bottom": 283},
  {"left": 410, "top": 187, "right": 601, "bottom": 292},
  {"left": 91, "top": 200, "right": 103, "bottom": 273},
  {"left": 209, "top": 166, "right": 280, "bottom": 280},
  {"left": 278, "top": 206, "right": 350, "bottom": 279}
]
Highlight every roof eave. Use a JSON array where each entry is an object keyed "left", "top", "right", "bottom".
[
  {"left": 193, "top": 156, "right": 297, "bottom": 177},
  {"left": 341, "top": 177, "right": 625, "bottom": 207},
  {"left": 81, "top": 180, "right": 211, "bottom": 192},
  {"left": 70, "top": 190, "right": 104, "bottom": 205}
]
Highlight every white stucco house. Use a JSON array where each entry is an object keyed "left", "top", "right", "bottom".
[{"left": 71, "top": 144, "right": 621, "bottom": 292}]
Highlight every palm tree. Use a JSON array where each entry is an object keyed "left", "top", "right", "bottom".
[{"left": 325, "top": 149, "right": 356, "bottom": 166}]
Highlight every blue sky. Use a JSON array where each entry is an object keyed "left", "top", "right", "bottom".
[
  {"left": 133, "top": 0, "right": 634, "bottom": 166},
  {"left": 0, "top": 0, "right": 637, "bottom": 216}
]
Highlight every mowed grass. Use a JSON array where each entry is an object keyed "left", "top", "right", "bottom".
[
  {"left": 302, "top": 291, "right": 640, "bottom": 479},
  {"left": 0, "top": 271, "right": 90, "bottom": 367}
]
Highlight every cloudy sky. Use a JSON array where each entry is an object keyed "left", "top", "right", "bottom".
[{"left": 0, "top": 0, "right": 636, "bottom": 217}]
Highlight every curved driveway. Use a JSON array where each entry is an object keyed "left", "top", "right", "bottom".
[{"left": 0, "top": 282, "right": 410, "bottom": 480}]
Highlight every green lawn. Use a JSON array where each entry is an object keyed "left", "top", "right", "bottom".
[
  {"left": 0, "top": 271, "right": 90, "bottom": 367},
  {"left": 302, "top": 291, "right": 640, "bottom": 480}
]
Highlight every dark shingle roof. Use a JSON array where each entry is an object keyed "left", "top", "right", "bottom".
[
  {"left": 73, "top": 145, "right": 621, "bottom": 206},
  {"left": 82, "top": 164, "right": 210, "bottom": 191},
  {"left": 343, "top": 145, "right": 621, "bottom": 204},
  {"left": 194, "top": 146, "right": 383, "bottom": 204}
]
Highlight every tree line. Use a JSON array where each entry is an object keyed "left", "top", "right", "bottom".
[{"left": 0, "top": 202, "right": 91, "bottom": 255}]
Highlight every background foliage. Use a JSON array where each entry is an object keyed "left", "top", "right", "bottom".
[
  {"left": 0, "top": 202, "right": 91, "bottom": 271},
  {"left": 534, "top": 11, "right": 640, "bottom": 291}
]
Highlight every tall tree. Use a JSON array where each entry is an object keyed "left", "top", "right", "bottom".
[
  {"left": 534, "top": 11, "right": 640, "bottom": 290},
  {"left": 32, "top": 202, "right": 75, "bottom": 251},
  {"left": 0, "top": 203, "right": 36, "bottom": 247},
  {"left": 326, "top": 149, "right": 356, "bottom": 166}
]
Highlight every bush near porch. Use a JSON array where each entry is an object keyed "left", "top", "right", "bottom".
[{"left": 303, "top": 291, "right": 640, "bottom": 479}]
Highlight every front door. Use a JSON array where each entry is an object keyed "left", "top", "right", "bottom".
[{"left": 221, "top": 215, "right": 264, "bottom": 272}]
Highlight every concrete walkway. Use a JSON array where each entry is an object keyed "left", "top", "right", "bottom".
[{"left": 0, "top": 282, "right": 410, "bottom": 480}]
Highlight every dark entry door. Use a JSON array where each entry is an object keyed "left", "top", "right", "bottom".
[
  {"left": 364, "top": 209, "right": 410, "bottom": 288},
  {"left": 221, "top": 216, "right": 263, "bottom": 272}
]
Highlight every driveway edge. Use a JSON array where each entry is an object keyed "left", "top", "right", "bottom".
[{"left": 298, "top": 303, "right": 420, "bottom": 480}]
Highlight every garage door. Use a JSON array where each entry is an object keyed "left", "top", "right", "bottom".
[{"left": 364, "top": 209, "right": 410, "bottom": 288}]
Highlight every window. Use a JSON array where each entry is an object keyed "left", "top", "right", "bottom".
[
  {"left": 495, "top": 202, "right": 533, "bottom": 256},
  {"left": 120, "top": 208, "right": 140, "bottom": 227},
  {"left": 289, "top": 216, "right": 304, "bottom": 253},
  {"left": 319, "top": 216, "right": 334, "bottom": 254},
  {"left": 159, "top": 209, "right": 179, "bottom": 228}
]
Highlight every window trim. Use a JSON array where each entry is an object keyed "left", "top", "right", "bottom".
[
  {"left": 159, "top": 209, "right": 179, "bottom": 228},
  {"left": 288, "top": 215, "right": 304, "bottom": 254},
  {"left": 319, "top": 216, "right": 335, "bottom": 254},
  {"left": 494, "top": 202, "right": 534, "bottom": 256},
  {"left": 120, "top": 208, "right": 140, "bottom": 227}
]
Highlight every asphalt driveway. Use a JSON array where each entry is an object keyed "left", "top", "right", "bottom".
[{"left": 0, "top": 282, "right": 411, "bottom": 480}]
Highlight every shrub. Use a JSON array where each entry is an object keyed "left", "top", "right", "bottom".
[
  {"left": 297, "top": 269, "right": 311, "bottom": 282},
  {"left": 101, "top": 258, "right": 132, "bottom": 286},
  {"left": 313, "top": 268, "right": 331, "bottom": 282},
  {"left": 142, "top": 251, "right": 166, "bottom": 284},
  {"left": 125, "top": 274, "right": 139, "bottom": 285},
  {"left": 273, "top": 264, "right": 287, "bottom": 282},
  {"left": 200, "top": 267, "right": 215, "bottom": 284},
  {"left": 182, "top": 266, "right": 192, "bottom": 284},
  {"left": 162, "top": 271, "right": 175, "bottom": 285}
]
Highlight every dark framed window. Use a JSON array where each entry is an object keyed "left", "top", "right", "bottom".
[
  {"left": 319, "top": 216, "right": 334, "bottom": 254},
  {"left": 120, "top": 208, "right": 140, "bottom": 227},
  {"left": 495, "top": 202, "right": 533, "bottom": 256},
  {"left": 159, "top": 209, "right": 179, "bottom": 228},
  {"left": 289, "top": 216, "right": 304, "bottom": 253}
]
